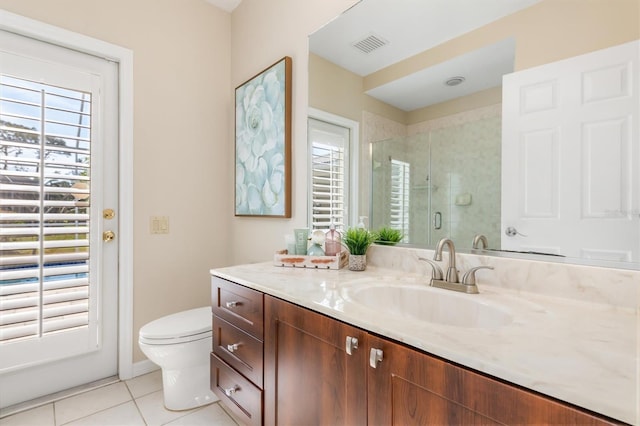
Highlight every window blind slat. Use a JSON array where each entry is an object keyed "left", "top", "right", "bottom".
[
  {"left": 1, "top": 74, "right": 92, "bottom": 344},
  {"left": 0, "top": 278, "right": 89, "bottom": 297}
]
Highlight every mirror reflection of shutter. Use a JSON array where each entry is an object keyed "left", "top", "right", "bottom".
[
  {"left": 308, "top": 117, "right": 349, "bottom": 231},
  {"left": 311, "top": 142, "right": 345, "bottom": 230},
  {"left": 390, "top": 159, "right": 410, "bottom": 242},
  {"left": 0, "top": 75, "right": 91, "bottom": 343}
]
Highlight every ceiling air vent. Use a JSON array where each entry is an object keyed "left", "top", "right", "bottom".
[{"left": 352, "top": 34, "right": 388, "bottom": 54}]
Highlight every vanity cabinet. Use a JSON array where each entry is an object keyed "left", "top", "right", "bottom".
[
  {"left": 265, "top": 295, "right": 617, "bottom": 426},
  {"left": 264, "top": 295, "right": 368, "bottom": 426},
  {"left": 210, "top": 277, "right": 264, "bottom": 426},
  {"left": 367, "top": 335, "right": 615, "bottom": 425},
  {"left": 212, "top": 278, "right": 618, "bottom": 426}
]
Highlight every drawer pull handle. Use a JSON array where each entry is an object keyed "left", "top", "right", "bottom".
[
  {"left": 227, "top": 343, "right": 241, "bottom": 353},
  {"left": 225, "top": 301, "right": 240, "bottom": 308},
  {"left": 345, "top": 336, "right": 359, "bottom": 355},
  {"left": 224, "top": 385, "right": 239, "bottom": 397},
  {"left": 369, "top": 348, "right": 384, "bottom": 368}
]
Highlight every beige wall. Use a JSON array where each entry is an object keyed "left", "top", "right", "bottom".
[
  {"left": 408, "top": 87, "right": 502, "bottom": 124},
  {"left": 230, "top": 0, "right": 359, "bottom": 264},
  {"left": 0, "top": 0, "right": 232, "bottom": 363},
  {"left": 309, "top": 53, "right": 364, "bottom": 124},
  {"left": 309, "top": 53, "right": 407, "bottom": 124}
]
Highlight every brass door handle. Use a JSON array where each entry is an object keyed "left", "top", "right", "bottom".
[{"left": 103, "top": 230, "right": 116, "bottom": 242}]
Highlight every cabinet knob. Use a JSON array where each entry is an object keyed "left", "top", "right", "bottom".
[
  {"left": 369, "top": 348, "right": 384, "bottom": 368},
  {"left": 345, "top": 336, "right": 359, "bottom": 355},
  {"left": 227, "top": 342, "right": 241, "bottom": 353},
  {"left": 224, "top": 385, "right": 239, "bottom": 397},
  {"left": 225, "top": 301, "right": 240, "bottom": 308}
]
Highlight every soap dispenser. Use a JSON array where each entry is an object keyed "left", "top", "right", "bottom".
[
  {"left": 357, "top": 216, "right": 368, "bottom": 229},
  {"left": 324, "top": 223, "right": 342, "bottom": 257},
  {"left": 307, "top": 230, "right": 326, "bottom": 256}
]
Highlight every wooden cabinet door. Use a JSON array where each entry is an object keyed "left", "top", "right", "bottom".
[
  {"left": 367, "top": 336, "right": 615, "bottom": 426},
  {"left": 264, "top": 296, "right": 368, "bottom": 426},
  {"left": 367, "top": 335, "right": 496, "bottom": 425}
]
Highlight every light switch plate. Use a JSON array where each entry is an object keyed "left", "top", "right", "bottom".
[{"left": 150, "top": 216, "right": 169, "bottom": 234}]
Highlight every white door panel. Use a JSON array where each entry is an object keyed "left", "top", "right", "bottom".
[
  {"left": 502, "top": 40, "right": 639, "bottom": 261},
  {"left": 0, "top": 29, "right": 118, "bottom": 407}
]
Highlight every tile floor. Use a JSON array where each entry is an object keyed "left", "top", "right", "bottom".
[{"left": 0, "top": 371, "right": 240, "bottom": 426}]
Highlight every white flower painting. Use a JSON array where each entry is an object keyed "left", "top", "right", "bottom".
[{"left": 235, "top": 57, "right": 291, "bottom": 217}]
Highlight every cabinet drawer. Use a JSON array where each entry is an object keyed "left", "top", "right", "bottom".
[
  {"left": 212, "top": 276, "right": 263, "bottom": 339},
  {"left": 211, "top": 353, "right": 262, "bottom": 426},
  {"left": 213, "top": 315, "right": 263, "bottom": 387}
]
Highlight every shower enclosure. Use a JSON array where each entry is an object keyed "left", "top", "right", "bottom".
[{"left": 370, "top": 115, "right": 501, "bottom": 249}]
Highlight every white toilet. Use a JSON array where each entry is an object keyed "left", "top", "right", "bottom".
[{"left": 138, "top": 307, "right": 218, "bottom": 411}]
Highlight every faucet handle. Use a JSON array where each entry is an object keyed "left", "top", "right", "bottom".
[
  {"left": 418, "top": 257, "right": 444, "bottom": 280},
  {"left": 461, "top": 266, "right": 494, "bottom": 285}
]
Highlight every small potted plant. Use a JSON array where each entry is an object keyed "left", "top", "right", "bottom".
[
  {"left": 374, "top": 227, "right": 404, "bottom": 246},
  {"left": 342, "top": 227, "right": 375, "bottom": 271}
]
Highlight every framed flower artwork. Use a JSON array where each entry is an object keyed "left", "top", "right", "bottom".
[{"left": 235, "top": 56, "right": 292, "bottom": 217}]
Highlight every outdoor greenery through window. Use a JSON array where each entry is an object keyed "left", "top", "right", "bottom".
[
  {"left": 0, "top": 74, "right": 92, "bottom": 343},
  {"left": 308, "top": 117, "right": 349, "bottom": 231}
]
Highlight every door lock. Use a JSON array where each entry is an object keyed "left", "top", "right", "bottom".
[
  {"left": 103, "top": 209, "right": 116, "bottom": 220},
  {"left": 103, "top": 230, "right": 116, "bottom": 242}
]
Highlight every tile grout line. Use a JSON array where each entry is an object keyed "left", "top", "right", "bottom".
[
  {"left": 0, "top": 376, "right": 119, "bottom": 419},
  {"left": 127, "top": 380, "right": 207, "bottom": 426},
  {"left": 57, "top": 400, "right": 133, "bottom": 426},
  {"left": 55, "top": 381, "right": 133, "bottom": 426},
  {"left": 123, "top": 379, "right": 148, "bottom": 425},
  {"left": 3, "top": 373, "right": 237, "bottom": 426}
]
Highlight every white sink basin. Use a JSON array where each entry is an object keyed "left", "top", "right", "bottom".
[{"left": 344, "top": 284, "right": 514, "bottom": 329}]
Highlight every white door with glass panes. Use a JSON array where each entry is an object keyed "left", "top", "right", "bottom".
[{"left": 0, "top": 29, "right": 119, "bottom": 407}]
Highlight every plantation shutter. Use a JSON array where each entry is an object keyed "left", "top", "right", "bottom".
[
  {"left": 309, "top": 118, "right": 349, "bottom": 230},
  {"left": 390, "top": 159, "right": 410, "bottom": 242},
  {"left": 0, "top": 74, "right": 92, "bottom": 343}
]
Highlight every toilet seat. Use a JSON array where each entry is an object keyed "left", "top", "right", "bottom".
[{"left": 139, "top": 306, "right": 212, "bottom": 345}]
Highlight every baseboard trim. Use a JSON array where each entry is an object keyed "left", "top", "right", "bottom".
[{"left": 131, "top": 359, "right": 159, "bottom": 378}]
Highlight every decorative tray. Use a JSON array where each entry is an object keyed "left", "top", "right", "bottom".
[{"left": 273, "top": 249, "right": 348, "bottom": 270}]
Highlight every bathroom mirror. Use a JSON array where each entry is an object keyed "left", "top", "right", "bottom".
[{"left": 308, "top": 0, "right": 640, "bottom": 269}]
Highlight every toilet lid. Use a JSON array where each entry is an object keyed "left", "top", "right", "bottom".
[{"left": 139, "top": 306, "right": 211, "bottom": 342}]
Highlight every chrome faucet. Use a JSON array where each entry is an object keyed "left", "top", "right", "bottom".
[
  {"left": 472, "top": 234, "right": 488, "bottom": 250},
  {"left": 428, "top": 237, "right": 494, "bottom": 294},
  {"left": 434, "top": 238, "right": 458, "bottom": 283}
]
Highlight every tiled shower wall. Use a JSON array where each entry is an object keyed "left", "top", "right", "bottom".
[{"left": 367, "top": 104, "right": 502, "bottom": 249}]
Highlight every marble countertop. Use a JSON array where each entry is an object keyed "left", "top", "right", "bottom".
[{"left": 210, "top": 261, "right": 638, "bottom": 424}]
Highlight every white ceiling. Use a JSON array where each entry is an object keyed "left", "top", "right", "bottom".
[
  {"left": 309, "top": 0, "right": 542, "bottom": 111},
  {"left": 366, "top": 38, "right": 515, "bottom": 111},
  {"left": 205, "top": 0, "right": 242, "bottom": 13}
]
